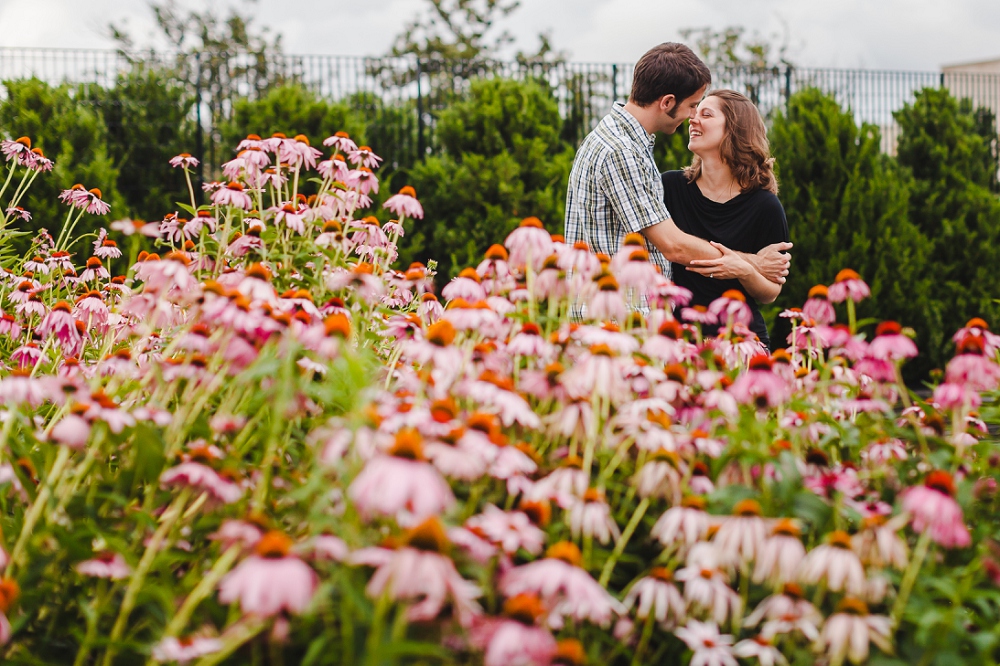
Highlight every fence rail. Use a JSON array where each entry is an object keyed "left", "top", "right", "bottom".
[{"left": 3, "top": 47, "right": 1000, "bottom": 167}]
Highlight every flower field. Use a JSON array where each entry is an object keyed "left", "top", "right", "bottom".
[{"left": 0, "top": 131, "right": 999, "bottom": 666}]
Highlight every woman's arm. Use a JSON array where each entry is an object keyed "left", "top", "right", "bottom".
[{"left": 684, "top": 241, "right": 782, "bottom": 303}]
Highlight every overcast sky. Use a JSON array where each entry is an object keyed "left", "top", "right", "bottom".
[{"left": 1, "top": 0, "right": 999, "bottom": 70}]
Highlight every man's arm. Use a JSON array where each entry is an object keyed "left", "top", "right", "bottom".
[
  {"left": 640, "top": 218, "right": 725, "bottom": 265},
  {"left": 691, "top": 242, "right": 792, "bottom": 284}
]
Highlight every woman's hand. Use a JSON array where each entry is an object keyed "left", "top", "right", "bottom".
[{"left": 686, "top": 241, "right": 753, "bottom": 280}]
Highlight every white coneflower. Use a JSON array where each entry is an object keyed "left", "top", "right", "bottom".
[
  {"left": 851, "top": 513, "right": 909, "bottom": 570},
  {"left": 753, "top": 518, "right": 806, "bottom": 586},
  {"left": 651, "top": 496, "right": 711, "bottom": 553},
  {"left": 713, "top": 499, "right": 769, "bottom": 566},
  {"left": 797, "top": 530, "right": 866, "bottom": 596},
  {"left": 567, "top": 488, "right": 620, "bottom": 545},
  {"left": 674, "top": 620, "right": 737, "bottom": 666},
  {"left": 632, "top": 450, "right": 684, "bottom": 503},
  {"left": 744, "top": 583, "right": 822, "bottom": 643},
  {"left": 623, "top": 567, "right": 685, "bottom": 628},
  {"left": 816, "top": 597, "right": 892, "bottom": 666},
  {"left": 675, "top": 562, "right": 741, "bottom": 627}
]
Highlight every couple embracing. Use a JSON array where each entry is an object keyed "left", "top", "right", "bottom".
[{"left": 565, "top": 42, "right": 792, "bottom": 351}]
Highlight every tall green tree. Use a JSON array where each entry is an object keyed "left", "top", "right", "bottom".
[
  {"left": 769, "top": 88, "right": 937, "bottom": 374},
  {"left": 894, "top": 88, "right": 1000, "bottom": 365},
  {"left": 401, "top": 77, "right": 574, "bottom": 279}
]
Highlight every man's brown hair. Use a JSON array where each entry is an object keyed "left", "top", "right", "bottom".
[{"left": 630, "top": 43, "right": 712, "bottom": 109}]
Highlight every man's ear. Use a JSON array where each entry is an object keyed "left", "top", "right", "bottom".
[{"left": 659, "top": 94, "right": 677, "bottom": 115}]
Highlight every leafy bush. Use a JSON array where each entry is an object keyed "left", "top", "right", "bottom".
[
  {"left": 770, "top": 88, "right": 939, "bottom": 376},
  {"left": 401, "top": 77, "right": 575, "bottom": 279},
  {"left": 0, "top": 78, "right": 123, "bottom": 252},
  {"left": 81, "top": 67, "right": 197, "bottom": 222},
  {"left": 894, "top": 89, "right": 1000, "bottom": 369}
]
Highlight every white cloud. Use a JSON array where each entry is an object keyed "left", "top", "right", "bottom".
[{"left": 0, "top": 0, "right": 999, "bottom": 70}]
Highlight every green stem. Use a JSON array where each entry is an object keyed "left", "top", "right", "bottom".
[
  {"left": 599, "top": 497, "right": 649, "bottom": 586},
  {"left": 9, "top": 445, "right": 73, "bottom": 572},
  {"left": 891, "top": 529, "right": 933, "bottom": 629},
  {"left": 103, "top": 489, "right": 192, "bottom": 666},
  {"left": 163, "top": 545, "right": 241, "bottom": 639}
]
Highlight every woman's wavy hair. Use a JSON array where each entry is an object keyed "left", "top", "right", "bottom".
[{"left": 684, "top": 89, "right": 778, "bottom": 195}]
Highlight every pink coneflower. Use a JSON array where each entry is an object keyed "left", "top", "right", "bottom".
[
  {"left": 651, "top": 496, "right": 711, "bottom": 551},
  {"left": 753, "top": 519, "right": 806, "bottom": 586},
  {"left": 347, "top": 144, "right": 382, "bottom": 169},
  {"left": 160, "top": 459, "right": 243, "bottom": 504},
  {"left": 505, "top": 217, "right": 554, "bottom": 271},
  {"left": 500, "top": 541, "right": 625, "bottom": 627},
  {"left": 945, "top": 334, "right": 1000, "bottom": 390},
  {"left": 383, "top": 185, "right": 424, "bottom": 219},
  {"left": 633, "top": 452, "right": 684, "bottom": 502},
  {"left": 468, "top": 594, "right": 558, "bottom": 666},
  {"left": 623, "top": 567, "right": 686, "bottom": 628},
  {"left": 733, "top": 636, "right": 787, "bottom": 666},
  {"left": 587, "top": 274, "right": 628, "bottom": 321},
  {"left": 151, "top": 635, "right": 222, "bottom": 663},
  {"left": 209, "top": 519, "right": 263, "bottom": 549},
  {"left": 76, "top": 551, "right": 131, "bottom": 579},
  {"left": 346, "top": 167, "right": 379, "bottom": 195},
  {"left": 708, "top": 289, "right": 752, "bottom": 329},
  {"left": 952, "top": 317, "right": 1000, "bottom": 356},
  {"left": 1, "top": 136, "right": 31, "bottom": 161},
  {"left": 674, "top": 620, "right": 737, "bottom": 666},
  {"left": 5, "top": 206, "right": 30, "bottom": 222},
  {"left": 347, "top": 428, "right": 455, "bottom": 525},
  {"left": 81, "top": 188, "right": 110, "bottom": 215},
  {"left": 49, "top": 413, "right": 91, "bottom": 449},
  {"left": 868, "top": 321, "right": 918, "bottom": 360},
  {"left": 817, "top": 597, "right": 892, "bottom": 666},
  {"left": 323, "top": 131, "right": 358, "bottom": 153},
  {"left": 212, "top": 182, "right": 253, "bottom": 210},
  {"left": 827, "top": 268, "right": 870, "bottom": 303},
  {"left": 567, "top": 488, "right": 620, "bottom": 545},
  {"left": 442, "top": 269, "right": 487, "bottom": 302},
  {"left": 37, "top": 301, "right": 78, "bottom": 346},
  {"left": 0, "top": 579, "right": 18, "bottom": 646},
  {"left": 728, "top": 354, "right": 790, "bottom": 408},
  {"left": 932, "top": 382, "right": 980, "bottom": 411},
  {"left": 168, "top": 153, "right": 200, "bottom": 169},
  {"left": 802, "top": 284, "right": 836, "bottom": 325},
  {"left": 351, "top": 517, "right": 482, "bottom": 626},
  {"left": 466, "top": 502, "right": 548, "bottom": 556},
  {"left": 218, "top": 531, "right": 317, "bottom": 616},
  {"left": 279, "top": 135, "right": 322, "bottom": 170},
  {"left": 900, "top": 470, "right": 971, "bottom": 548},
  {"left": 797, "top": 530, "right": 867, "bottom": 595},
  {"left": 59, "top": 183, "right": 91, "bottom": 208}
]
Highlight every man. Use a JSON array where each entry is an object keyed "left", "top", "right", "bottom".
[{"left": 564, "top": 42, "right": 791, "bottom": 285}]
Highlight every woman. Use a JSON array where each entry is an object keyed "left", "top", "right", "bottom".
[{"left": 662, "top": 89, "right": 790, "bottom": 350}]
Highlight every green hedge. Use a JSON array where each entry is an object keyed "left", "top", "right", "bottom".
[{"left": 2, "top": 75, "right": 998, "bottom": 376}]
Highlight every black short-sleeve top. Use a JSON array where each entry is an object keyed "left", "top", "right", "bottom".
[{"left": 661, "top": 170, "right": 790, "bottom": 343}]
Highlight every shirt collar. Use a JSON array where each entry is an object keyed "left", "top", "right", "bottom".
[{"left": 611, "top": 102, "right": 656, "bottom": 148}]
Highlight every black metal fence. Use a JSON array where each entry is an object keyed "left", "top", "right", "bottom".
[{"left": 3, "top": 47, "right": 1000, "bottom": 167}]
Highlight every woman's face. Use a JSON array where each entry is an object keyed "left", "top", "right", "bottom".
[{"left": 688, "top": 96, "right": 726, "bottom": 156}]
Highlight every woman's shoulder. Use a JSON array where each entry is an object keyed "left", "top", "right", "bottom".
[
  {"left": 744, "top": 188, "right": 785, "bottom": 214},
  {"left": 660, "top": 169, "right": 692, "bottom": 191}
]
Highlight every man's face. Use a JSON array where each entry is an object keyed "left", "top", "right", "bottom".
[{"left": 660, "top": 84, "right": 708, "bottom": 134}]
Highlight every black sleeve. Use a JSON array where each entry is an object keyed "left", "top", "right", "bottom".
[{"left": 754, "top": 193, "right": 790, "bottom": 248}]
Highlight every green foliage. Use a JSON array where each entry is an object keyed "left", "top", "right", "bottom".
[
  {"left": 894, "top": 89, "right": 1000, "bottom": 370},
  {"left": 770, "top": 88, "right": 938, "bottom": 375},
  {"left": 401, "top": 77, "right": 574, "bottom": 279},
  {"left": 0, "top": 78, "right": 123, "bottom": 252},
  {"left": 220, "top": 84, "right": 367, "bottom": 160},
  {"left": 81, "top": 67, "right": 196, "bottom": 221},
  {"left": 653, "top": 125, "right": 693, "bottom": 172}
]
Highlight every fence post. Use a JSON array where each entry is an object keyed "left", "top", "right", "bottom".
[
  {"left": 416, "top": 57, "right": 425, "bottom": 161},
  {"left": 612, "top": 63, "right": 618, "bottom": 104},
  {"left": 784, "top": 64, "right": 793, "bottom": 110},
  {"left": 194, "top": 52, "right": 205, "bottom": 196}
]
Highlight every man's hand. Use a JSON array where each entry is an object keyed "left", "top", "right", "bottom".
[{"left": 745, "top": 242, "right": 792, "bottom": 284}]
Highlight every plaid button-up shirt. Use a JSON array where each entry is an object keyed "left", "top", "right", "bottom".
[{"left": 564, "top": 102, "right": 672, "bottom": 278}]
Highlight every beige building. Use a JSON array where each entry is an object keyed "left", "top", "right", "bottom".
[{"left": 941, "top": 57, "right": 1000, "bottom": 138}]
